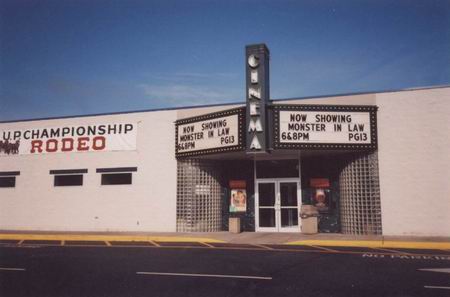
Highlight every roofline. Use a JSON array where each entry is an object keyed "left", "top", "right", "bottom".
[
  {"left": 1, "top": 84, "right": 449, "bottom": 124},
  {"left": 271, "top": 84, "right": 450, "bottom": 103},
  {"left": 0, "top": 101, "right": 244, "bottom": 124}
]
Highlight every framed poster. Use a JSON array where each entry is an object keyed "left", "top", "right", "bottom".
[
  {"left": 310, "top": 178, "right": 331, "bottom": 213},
  {"left": 230, "top": 189, "right": 247, "bottom": 213}
]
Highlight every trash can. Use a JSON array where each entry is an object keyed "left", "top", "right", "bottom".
[
  {"left": 300, "top": 205, "right": 319, "bottom": 234},
  {"left": 229, "top": 217, "right": 241, "bottom": 233}
]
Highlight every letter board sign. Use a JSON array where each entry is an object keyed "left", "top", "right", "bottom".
[
  {"left": 273, "top": 105, "right": 377, "bottom": 150},
  {"left": 175, "top": 108, "right": 245, "bottom": 157}
]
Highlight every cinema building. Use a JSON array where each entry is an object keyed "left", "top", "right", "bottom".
[{"left": 1, "top": 45, "right": 449, "bottom": 237}]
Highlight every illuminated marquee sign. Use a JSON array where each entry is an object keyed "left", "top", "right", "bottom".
[
  {"left": 175, "top": 108, "right": 245, "bottom": 157},
  {"left": 0, "top": 123, "right": 138, "bottom": 156},
  {"left": 274, "top": 105, "right": 377, "bottom": 150},
  {"left": 245, "top": 44, "right": 270, "bottom": 152}
]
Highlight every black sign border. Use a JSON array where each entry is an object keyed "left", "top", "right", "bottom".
[
  {"left": 273, "top": 104, "right": 378, "bottom": 150},
  {"left": 175, "top": 107, "right": 245, "bottom": 158}
]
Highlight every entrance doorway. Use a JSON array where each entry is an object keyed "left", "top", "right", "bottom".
[{"left": 255, "top": 178, "right": 301, "bottom": 232}]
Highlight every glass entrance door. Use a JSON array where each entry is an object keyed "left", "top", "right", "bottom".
[
  {"left": 256, "top": 179, "right": 301, "bottom": 232},
  {"left": 256, "top": 181, "right": 277, "bottom": 232}
]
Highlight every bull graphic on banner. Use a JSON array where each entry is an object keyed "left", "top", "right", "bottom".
[
  {"left": 0, "top": 140, "right": 20, "bottom": 155},
  {"left": 0, "top": 122, "right": 137, "bottom": 156}
]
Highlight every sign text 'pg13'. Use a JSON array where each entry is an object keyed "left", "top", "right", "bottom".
[{"left": 245, "top": 44, "right": 270, "bottom": 153}]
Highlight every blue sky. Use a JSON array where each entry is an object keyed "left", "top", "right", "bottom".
[{"left": 1, "top": 0, "right": 449, "bottom": 121}]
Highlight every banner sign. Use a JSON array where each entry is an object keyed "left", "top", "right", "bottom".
[
  {"left": 274, "top": 105, "right": 377, "bottom": 150},
  {"left": 0, "top": 123, "right": 137, "bottom": 156},
  {"left": 175, "top": 108, "right": 245, "bottom": 158}
]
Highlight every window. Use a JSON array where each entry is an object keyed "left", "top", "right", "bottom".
[
  {"left": 256, "top": 160, "right": 299, "bottom": 178},
  {"left": 96, "top": 167, "right": 137, "bottom": 185},
  {"left": 54, "top": 175, "right": 83, "bottom": 186},
  {"left": 0, "top": 176, "right": 16, "bottom": 188},
  {"left": 0, "top": 171, "right": 20, "bottom": 188},
  {"left": 50, "top": 169, "right": 87, "bottom": 187},
  {"left": 101, "top": 173, "right": 132, "bottom": 185}
]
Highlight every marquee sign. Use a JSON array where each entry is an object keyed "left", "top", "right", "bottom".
[
  {"left": 175, "top": 108, "right": 245, "bottom": 158},
  {"left": 274, "top": 105, "right": 377, "bottom": 150},
  {"left": 245, "top": 44, "right": 270, "bottom": 152},
  {"left": 0, "top": 123, "right": 138, "bottom": 156}
]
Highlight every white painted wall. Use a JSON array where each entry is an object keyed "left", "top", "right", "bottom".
[
  {"left": 277, "top": 88, "right": 450, "bottom": 236},
  {"left": 1, "top": 87, "right": 449, "bottom": 236},
  {"left": 176, "top": 103, "right": 243, "bottom": 119},
  {"left": 276, "top": 93, "right": 377, "bottom": 106},
  {"left": 0, "top": 110, "right": 178, "bottom": 232},
  {"left": 376, "top": 88, "right": 450, "bottom": 236}
]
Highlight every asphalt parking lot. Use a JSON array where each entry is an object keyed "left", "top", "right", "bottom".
[{"left": 1, "top": 240, "right": 450, "bottom": 297}]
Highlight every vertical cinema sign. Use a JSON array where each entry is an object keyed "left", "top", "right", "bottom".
[{"left": 245, "top": 44, "right": 270, "bottom": 152}]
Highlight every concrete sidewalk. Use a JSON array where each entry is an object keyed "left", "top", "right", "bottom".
[{"left": 1, "top": 230, "right": 449, "bottom": 250}]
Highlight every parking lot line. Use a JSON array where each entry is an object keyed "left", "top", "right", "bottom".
[
  {"left": 370, "top": 247, "right": 405, "bottom": 254},
  {"left": 424, "top": 285, "right": 450, "bottom": 290},
  {"left": 0, "top": 267, "right": 26, "bottom": 271},
  {"left": 309, "top": 245, "right": 339, "bottom": 252},
  {"left": 136, "top": 271, "right": 272, "bottom": 280},
  {"left": 252, "top": 244, "right": 273, "bottom": 250},
  {"left": 419, "top": 268, "right": 450, "bottom": 274},
  {"left": 149, "top": 240, "right": 160, "bottom": 247}
]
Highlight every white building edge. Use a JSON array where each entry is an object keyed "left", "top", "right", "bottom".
[{"left": 0, "top": 86, "right": 449, "bottom": 237}]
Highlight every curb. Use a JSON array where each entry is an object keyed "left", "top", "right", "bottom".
[
  {"left": 285, "top": 240, "right": 450, "bottom": 250},
  {"left": 1, "top": 233, "right": 449, "bottom": 250},
  {"left": 0, "top": 233, "right": 225, "bottom": 244}
]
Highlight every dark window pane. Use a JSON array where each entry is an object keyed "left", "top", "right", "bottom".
[
  {"left": 0, "top": 176, "right": 15, "bottom": 188},
  {"left": 54, "top": 175, "right": 83, "bottom": 186},
  {"left": 280, "top": 182, "right": 298, "bottom": 207},
  {"left": 256, "top": 160, "right": 299, "bottom": 178},
  {"left": 259, "top": 209, "right": 275, "bottom": 227},
  {"left": 281, "top": 208, "right": 299, "bottom": 227},
  {"left": 96, "top": 167, "right": 137, "bottom": 173},
  {"left": 258, "top": 183, "right": 275, "bottom": 206},
  {"left": 101, "top": 173, "right": 132, "bottom": 185}
]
